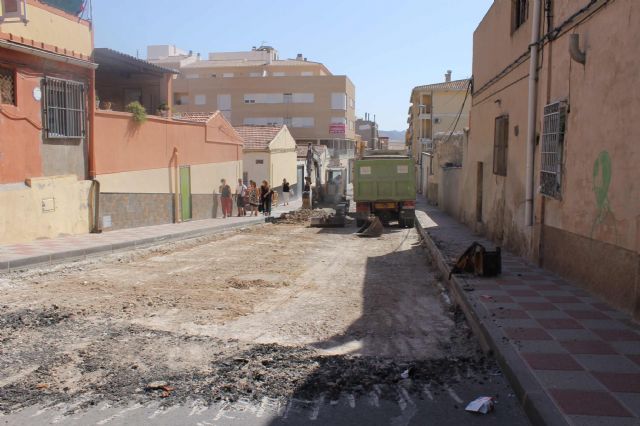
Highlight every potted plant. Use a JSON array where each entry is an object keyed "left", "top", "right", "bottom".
[
  {"left": 157, "top": 102, "right": 169, "bottom": 117},
  {"left": 100, "top": 100, "right": 112, "bottom": 110},
  {"left": 125, "top": 101, "right": 147, "bottom": 123}
]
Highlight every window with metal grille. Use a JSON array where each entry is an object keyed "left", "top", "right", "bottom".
[
  {"left": 43, "top": 77, "right": 85, "bottom": 139},
  {"left": 493, "top": 115, "right": 509, "bottom": 176},
  {"left": 0, "top": 67, "right": 15, "bottom": 105},
  {"left": 540, "top": 102, "right": 566, "bottom": 198},
  {"left": 512, "top": 0, "right": 528, "bottom": 32}
]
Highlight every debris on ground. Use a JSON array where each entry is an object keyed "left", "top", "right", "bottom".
[
  {"left": 273, "top": 209, "right": 331, "bottom": 225},
  {"left": 0, "top": 220, "right": 504, "bottom": 418},
  {"left": 465, "top": 396, "right": 495, "bottom": 414}
]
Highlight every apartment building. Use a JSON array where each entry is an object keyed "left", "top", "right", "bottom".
[
  {"left": 148, "top": 45, "right": 357, "bottom": 157},
  {"left": 407, "top": 72, "right": 471, "bottom": 198},
  {"left": 407, "top": 71, "right": 471, "bottom": 162}
]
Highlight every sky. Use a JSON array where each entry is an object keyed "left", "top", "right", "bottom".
[{"left": 92, "top": 0, "right": 493, "bottom": 131}]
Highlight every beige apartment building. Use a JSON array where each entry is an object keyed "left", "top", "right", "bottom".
[
  {"left": 407, "top": 73, "right": 471, "bottom": 197},
  {"left": 407, "top": 72, "right": 471, "bottom": 162},
  {"left": 148, "top": 45, "right": 357, "bottom": 155}
]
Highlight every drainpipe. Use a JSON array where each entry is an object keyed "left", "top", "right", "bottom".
[
  {"left": 87, "top": 68, "right": 101, "bottom": 233},
  {"left": 173, "top": 147, "right": 181, "bottom": 223},
  {"left": 525, "top": 0, "right": 542, "bottom": 227}
]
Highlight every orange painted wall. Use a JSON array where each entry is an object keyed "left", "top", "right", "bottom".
[
  {"left": 0, "top": 48, "right": 92, "bottom": 184},
  {"left": 93, "top": 111, "right": 243, "bottom": 175}
]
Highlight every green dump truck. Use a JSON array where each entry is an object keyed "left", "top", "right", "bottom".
[{"left": 353, "top": 154, "right": 416, "bottom": 228}]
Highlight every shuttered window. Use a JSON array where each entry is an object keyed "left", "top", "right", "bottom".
[
  {"left": 493, "top": 115, "right": 509, "bottom": 176},
  {"left": 43, "top": 77, "right": 85, "bottom": 139}
]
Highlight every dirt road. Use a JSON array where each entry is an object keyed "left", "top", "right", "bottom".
[{"left": 0, "top": 220, "right": 529, "bottom": 425}]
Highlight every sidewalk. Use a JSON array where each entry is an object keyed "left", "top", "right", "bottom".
[
  {"left": 0, "top": 199, "right": 301, "bottom": 271},
  {"left": 415, "top": 199, "right": 640, "bottom": 426}
]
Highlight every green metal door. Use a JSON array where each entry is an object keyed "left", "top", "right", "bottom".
[{"left": 180, "top": 166, "right": 192, "bottom": 221}]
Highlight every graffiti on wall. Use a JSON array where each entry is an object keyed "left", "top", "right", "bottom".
[{"left": 591, "top": 151, "right": 618, "bottom": 241}]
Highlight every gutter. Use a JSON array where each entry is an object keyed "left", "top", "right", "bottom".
[{"left": 0, "top": 39, "right": 98, "bottom": 69}]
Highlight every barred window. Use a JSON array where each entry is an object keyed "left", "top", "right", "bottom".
[
  {"left": 43, "top": 77, "right": 85, "bottom": 139},
  {"left": 0, "top": 67, "right": 15, "bottom": 105},
  {"left": 540, "top": 102, "right": 567, "bottom": 198},
  {"left": 493, "top": 115, "right": 509, "bottom": 176}
]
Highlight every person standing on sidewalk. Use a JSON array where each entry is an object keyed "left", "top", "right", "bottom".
[
  {"left": 248, "top": 181, "right": 259, "bottom": 216},
  {"left": 261, "top": 180, "right": 274, "bottom": 216},
  {"left": 282, "top": 178, "right": 290, "bottom": 206},
  {"left": 219, "top": 179, "right": 233, "bottom": 218},
  {"left": 235, "top": 178, "right": 247, "bottom": 217}
]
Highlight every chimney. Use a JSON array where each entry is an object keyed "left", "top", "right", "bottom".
[
  {"left": 296, "top": 53, "right": 303, "bottom": 61},
  {"left": 445, "top": 70, "right": 452, "bottom": 82}
]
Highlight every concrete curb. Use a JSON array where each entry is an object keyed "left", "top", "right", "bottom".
[
  {"left": 415, "top": 220, "right": 568, "bottom": 426},
  {"left": 0, "top": 218, "right": 268, "bottom": 273}
]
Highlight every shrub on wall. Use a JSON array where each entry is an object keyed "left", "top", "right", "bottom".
[{"left": 125, "top": 101, "right": 147, "bottom": 123}]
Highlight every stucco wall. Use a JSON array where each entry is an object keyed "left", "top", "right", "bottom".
[
  {"left": 463, "top": 0, "right": 640, "bottom": 317},
  {"left": 0, "top": 0, "right": 93, "bottom": 57},
  {"left": 0, "top": 175, "right": 91, "bottom": 243},
  {"left": 0, "top": 48, "right": 91, "bottom": 184},
  {"left": 243, "top": 152, "right": 270, "bottom": 185}
]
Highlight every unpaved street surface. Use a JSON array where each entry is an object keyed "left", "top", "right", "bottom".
[{"left": 0, "top": 221, "right": 529, "bottom": 425}]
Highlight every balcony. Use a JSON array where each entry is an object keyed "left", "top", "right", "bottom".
[{"left": 420, "top": 138, "right": 434, "bottom": 153}]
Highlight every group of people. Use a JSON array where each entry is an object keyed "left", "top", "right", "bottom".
[{"left": 218, "top": 178, "right": 292, "bottom": 218}]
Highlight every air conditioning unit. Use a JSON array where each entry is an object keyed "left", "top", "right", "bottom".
[{"left": 434, "top": 117, "right": 441, "bottom": 124}]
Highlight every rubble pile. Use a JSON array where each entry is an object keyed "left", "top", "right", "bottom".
[{"left": 273, "top": 209, "right": 332, "bottom": 225}]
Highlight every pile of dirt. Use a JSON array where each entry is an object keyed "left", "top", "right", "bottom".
[
  {"left": 274, "top": 209, "right": 332, "bottom": 225},
  {"left": 225, "top": 277, "right": 289, "bottom": 290}
]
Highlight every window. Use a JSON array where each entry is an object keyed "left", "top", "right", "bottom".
[
  {"left": 174, "top": 93, "right": 189, "bottom": 106},
  {"left": 255, "top": 159, "right": 264, "bottom": 165},
  {"left": 540, "top": 102, "right": 567, "bottom": 198},
  {"left": 493, "top": 115, "right": 509, "bottom": 176},
  {"left": 512, "top": 0, "right": 528, "bottom": 32},
  {"left": 292, "top": 93, "right": 314, "bottom": 103},
  {"left": 301, "top": 71, "right": 313, "bottom": 77},
  {"left": 272, "top": 72, "right": 286, "bottom": 77},
  {"left": 292, "top": 117, "right": 314, "bottom": 128},
  {"left": 249, "top": 72, "right": 261, "bottom": 77},
  {"left": 43, "top": 77, "right": 85, "bottom": 139},
  {"left": 283, "top": 93, "right": 292, "bottom": 104},
  {"left": 243, "top": 93, "right": 283, "bottom": 104},
  {"left": 331, "top": 92, "right": 347, "bottom": 110},
  {"left": 243, "top": 117, "right": 283, "bottom": 126},
  {"left": 185, "top": 74, "right": 199, "bottom": 79},
  {"left": 0, "top": 67, "right": 15, "bottom": 105},
  {"left": 194, "top": 94, "right": 206, "bottom": 105},
  {"left": 222, "top": 73, "right": 234, "bottom": 78},
  {"left": 1, "top": 0, "right": 24, "bottom": 20}
]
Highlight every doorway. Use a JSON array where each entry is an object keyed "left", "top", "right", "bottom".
[{"left": 180, "top": 166, "right": 192, "bottom": 221}]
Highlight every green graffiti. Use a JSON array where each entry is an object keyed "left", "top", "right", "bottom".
[
  {"left": 591, "top": 150, "right": 618, "bottom": 241},
  {"left": 593, "top": 151, "right": 612, "bottom": 225}
]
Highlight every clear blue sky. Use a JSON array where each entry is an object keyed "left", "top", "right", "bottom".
[{"left": 93, "top": 0, "right": 493, "bottom": 131}]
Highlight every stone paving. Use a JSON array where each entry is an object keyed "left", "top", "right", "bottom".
[
  {"left": 415, "top": 200, "right": 640, "bottom": 426},
  {"left": 0, "top": 199, "right": 301, "bottom": 271}
]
